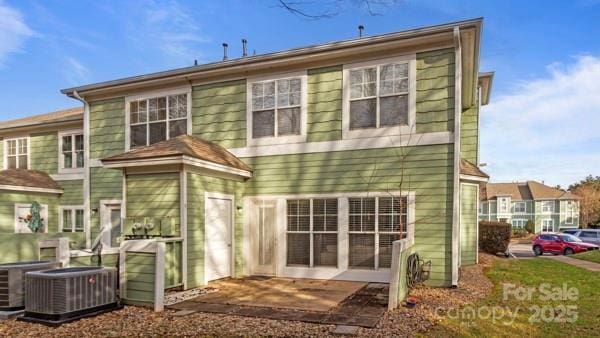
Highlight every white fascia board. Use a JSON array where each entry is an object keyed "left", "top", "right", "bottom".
[{"left": 0, "top": 184, "right": 63, "bottom": 194}]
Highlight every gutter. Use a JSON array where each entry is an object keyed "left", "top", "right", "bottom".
[
  {"left": 451, "top": 26, "right": 463, "bottom": 287},
  {"left": 71, "top": 90, "right": 92, "bottom": 250}
]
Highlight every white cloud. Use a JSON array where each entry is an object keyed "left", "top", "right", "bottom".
[
  {"left": 64, "top": 57, "right": 91, "bottom": 85},
  {"left": 481, "top": 55, "right": 600, "bottom": 187},
  {"left": 0, "top": 1, "right": 34, "bottom": 67},
  {"left": 124, "top": 0, "right": 209, "bottom": 65}
]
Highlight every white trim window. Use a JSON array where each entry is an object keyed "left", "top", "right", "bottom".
[
  {"left": 348, "top": 196, "right": 407, "bottom": 270},
  {"left": 247, "top": 72, "right": 308, "bottom": 146},
  {"left": 342, "top": 55, "right": 416, "bottom": 139},
  {"left": 59, "top": 206, "right": 85, "bottom": 232},
  {"left": 14, "top": 203, "right": 48, "bottom": 233},
  {"left": 511, "top": 219, "right": 527, "bottom": 229},
  {"left": 514, "top": 201, "right": 526, "bottom": 214},
  {"left": 4, "top": 137, "right": 28, "bottom": 169},
  {"left": 126, "top": 89, "right": 191, "bottom": 149},
  {"left": 498, "top": 197, "right": 509, "bottom": 213},
  {"left": 286, "top": 199, "right": 338, "bottom": 267},
  {"left": 566, "top": 201, "right": 576, "bottom": 224},
  {"left": 541, "top": 201, "right": 554, "bottom": 213},
  {"left": 59, "top": 131, "right": 84, "bottom": 172},
  {"left": 541, "top": 219, "right": 554, "bottom": 232}
]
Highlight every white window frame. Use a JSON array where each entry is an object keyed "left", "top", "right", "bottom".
[
  {"left": 125, "top": 87, "right": 192, "bottom": 151},
  {"left": 514, "top": 201, "right": 526, "bottom": 214},
  {"left": 246, "top": 71, "right": 308, "bottom": 146},
  {"left": 14, "top": 203, "right": 48, "bottom": 233},
  {"left": 541, "top": 219, "right": 554, "bottom": 232},
  {"left": 565, "top": 201, "right": 575, "bottom": 224},
  {"left": 58, "top": 205, "right": 85, "bottom": 233},
  {"left": 498, "top": 197, "right": 509, "bottom": 213},
  {"left": 58, "top": 130, "right": 84, "bottom": 174},
  {"left": 541, "top": 200, "right": 554, "bottom": 213},
  {"left": 285, "top": 198, "right": 339, "bottom": 268},
  {"left": 342, "top": 54, "right": 417, "bottom": 140},
  {"left": 3, "top": 136, "right": 30, "bottom": 170},
  {"left": 347, "top": 195, "right": 408, "bottom": 270},
  {"left": 511, "top": 219, "right": 527, "bottom": 229},
  {"left": 99, "top": 200, "right": 123, "bottom": 250}
]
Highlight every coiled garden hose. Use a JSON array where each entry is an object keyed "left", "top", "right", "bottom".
[{"left": 406, "top": 252, "right": 431, "bottom": 288}]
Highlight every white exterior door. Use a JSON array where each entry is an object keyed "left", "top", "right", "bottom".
[
  {"left": 250, "top": 200, "right": 277, "bottom": 275},
  {"left": 205, "top": 194, "right": 233, "bottom": 283},
  {"left": 100, "top": 203, "right": 122, "bottom": 249}
]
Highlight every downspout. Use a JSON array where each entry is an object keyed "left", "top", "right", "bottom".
[
  {"left": 451, "top": 26, "right": 462, "bottom": 287},
  {"left": 71, "top": 90, "right": 91, "bottom": 250}
]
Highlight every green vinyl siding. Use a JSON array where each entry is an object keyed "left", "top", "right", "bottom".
[
  {"left": 307, "top": 66, "right": 342, "bottom": 142},
  {"left": 58, "top": 179, "right": 84, "bottom": 205},
  {"left": 186, "top": 173, "right": 243, "bottom": 288},
  {"left": 165, "top": 240, "right": 183, "bottom": 288},
  {"left": 241, "top": 143, "right": 454, "bottom": 286},
  {"left": 89, "top": 97, "right": 125, "bottom": 159},
  {"left": 30, "top": 132, "right": 58, "bottom": 174},
  {"left": 192, "top": 80, "right": 246, "bottom": 149},
  {"left": 90, "top": 167, "right": 122, "bottom": 241},
  {"left": 124, "top": 252, "right": 156, "bottom": 303},
  {"left": 39, "top": 247, "right": 57, "bottom": 260},
  {"left": 125, "top": 173, "right": 180, "bottom": 237},
  {"left": 460, "top": 106, "right": 479, "bottom": 164},
  {"left": 70, "top": 253, "right": 119, "bottom": 268},
  {"left": 0, "top": 233, "right": 85, "bottom": 263},
  {"left": 460, "top": 183, "right": 478, "bottom": 266},
  {"left": 416, "top": 49, "right": 455, "bottom": 134}
]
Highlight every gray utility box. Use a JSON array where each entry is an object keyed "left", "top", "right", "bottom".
[{"left": 0, "top": 260, "right": 61, "bottom": 310}]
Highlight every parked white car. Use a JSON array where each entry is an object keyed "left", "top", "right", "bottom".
[{"left": 561, "top": 229, "right": 600, "bottom": 245}]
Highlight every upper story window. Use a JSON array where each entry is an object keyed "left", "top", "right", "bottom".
[
  {"left": 498, "top": 197, "right": 509, "bottom": 213},
  {"left": 59, "top": 131, "right": 84, "bottom": 172},
  {"left": 126, "top": 89, "right": 190, "bottom": 149},
  {"left": 541, "top": 201, "right": 554, "bottom": 213},
  {"left": 514, "top": 202, "right": 526, "bottom": 214},
  {"left": 4, "top": 137, "right": 28, "bottom": 169},
  {"left": 247, "top": 71, "right": 307, "bottom": 146},
  {"left": 343, "top": 55, "right": 416, "bottom": 139}
]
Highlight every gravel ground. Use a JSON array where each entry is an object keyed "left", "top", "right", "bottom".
[{"left": 0, "top": 254, "right": 496, "bottom": 337}]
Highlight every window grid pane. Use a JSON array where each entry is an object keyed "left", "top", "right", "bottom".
[
  {"left": 252, "top": 78, "right": 302, "bottom": 139},
  {"left": 62, "top": 209, "right": 72, "bottom": 232},
  {"left": 130, "top": 94, "right": 187, "bottom": 147}
]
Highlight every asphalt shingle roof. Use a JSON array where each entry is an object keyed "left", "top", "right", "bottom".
[{"left": 0, "top": 169, "right": 62, "bottom": 191}]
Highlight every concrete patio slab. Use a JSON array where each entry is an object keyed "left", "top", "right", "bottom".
[{"left": 193, "top": 277, "right": 366, "bottom": 312}]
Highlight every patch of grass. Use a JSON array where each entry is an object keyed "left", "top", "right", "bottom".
[
  {"left": 424, "top": 258, "right": 600, "bottom": 337},
  {"left": 571, "top": 250, "right": 600, "bottom": 264}
]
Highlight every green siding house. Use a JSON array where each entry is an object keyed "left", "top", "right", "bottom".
[
  {"left": 480, "top": 181, "right": 580, "bottom": 233},
  {"left": 0, "top": 18, "right": 492, "bottom": 306}
]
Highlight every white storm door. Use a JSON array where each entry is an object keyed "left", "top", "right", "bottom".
[
  {"left": 204, "top": 194, "right": 233, "bottom": 283},
  {"left": 250, "top": 200, "right": 277, "bottom": 275}
]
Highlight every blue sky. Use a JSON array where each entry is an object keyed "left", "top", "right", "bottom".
[{"left": 0, "top": 0, "right": 599, "bottom": 187}]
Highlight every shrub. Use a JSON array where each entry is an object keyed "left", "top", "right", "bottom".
[
  {"left": 479, "top": 221, "right": 511, "bottom": 254},
  {"left": 525, "top": 220, "right": 535, "bottom": 234},
  {"left": 512, "top": 229, "right": 529, "bottom": 238}
]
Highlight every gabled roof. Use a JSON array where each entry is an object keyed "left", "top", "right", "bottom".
[
  {"left": 0, "top": 169, "right": 63, "bottom": 194},
  {"left": 0, "top": 107, "right": 83, "bottom": 132},
  {"left": 483, "top": 181, "right": 579, "bottom": 201},
  {"left": 102, "top": 135, "right": 252, "bottom": 178},
  {"left": 460, "top": 159, "right": 489, "bottom": 179}
]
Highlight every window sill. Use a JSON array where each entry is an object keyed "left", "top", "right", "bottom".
[
  {"left": 247, "top": 134, "right": 307, "bottom": 147},
  {"left": 343, "top": 124, "right": 413, "bottom": 140}
]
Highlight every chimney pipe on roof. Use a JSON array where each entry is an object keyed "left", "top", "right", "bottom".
[
  {"left": 358, "top": 25, "right": 364, "bottom": 37},
  {"left": 222, "top": 43, "right": 229, "bottom": 61},
  {"left": 242, "top": 39, "right": 248, "bottom": 57}
]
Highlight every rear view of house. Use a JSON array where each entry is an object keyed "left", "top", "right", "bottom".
[
  {"left": 480, "top": 181, "right": 579, "bottom": 232},
  {"left": 0, "top": 18, "right": 492, "bottom": 308}
]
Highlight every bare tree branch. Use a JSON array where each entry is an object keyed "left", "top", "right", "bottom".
[{"left": 277, "top": 0, "right": 401, "bottom": 20}]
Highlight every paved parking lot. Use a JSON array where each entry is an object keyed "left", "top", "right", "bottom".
[{"left": 508, "top": 243, "right": 535, "bottom": 258}]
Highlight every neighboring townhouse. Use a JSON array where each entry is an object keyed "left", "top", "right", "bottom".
[
  {"left": 0, "top": 18, "right": 492, "bottom": 306},
  {"left": 480, "top": 181, "right": 580, "bottom": 232}
]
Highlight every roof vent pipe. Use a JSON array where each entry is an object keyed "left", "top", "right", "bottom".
[
  {"left": 222, "top": 43, "right": 229, "bottom": 61},
  {"left": 358, "top": 25, "right": 364, "bottom": 37},
  {"left": 242, "top": 39, "right": 248, "bottom": 57}
]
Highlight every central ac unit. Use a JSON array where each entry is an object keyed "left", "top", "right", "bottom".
[
  {"left": 20, "top": 266, "right": 121, "bottom": 325},
  {"left": 0, "top": 260, "right": 61, "bottom": 310}
]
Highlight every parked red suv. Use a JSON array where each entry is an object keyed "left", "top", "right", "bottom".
[{"left": 532, "top": 233, "right": 599, "bottom": 256}]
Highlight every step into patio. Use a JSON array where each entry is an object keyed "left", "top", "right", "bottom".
[{"left": 168, "top": 283, "right": 388, "bottom": 328}]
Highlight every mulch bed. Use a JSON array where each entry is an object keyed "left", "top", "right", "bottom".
[{"left": 0, "top": 254, "right": 497, "bottom": 337}]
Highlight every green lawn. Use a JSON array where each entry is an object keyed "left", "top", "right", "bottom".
[
  {"left": 571, "top": 250, "right": 600, "bottom": 264},
  {"left": 425, "top": 258, "right": 599, "bottom": 337}
]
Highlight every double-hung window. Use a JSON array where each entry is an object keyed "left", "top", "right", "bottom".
[
  {"left": 514, "top": 202, "right": 526, "bottom": 214},
  {"left": 59, "top": 132, "right": 84, "bottom": 171},
  {"left": 5, "top": 137, "right": 28, "bottom": 169},
  {"left": 348, "top": 196, "right": 407, "bottom": 270},
  {"left": 566, "top": 201, "right": 576, "bottom": 224},
  {"left": 511, "top": 219, "right": 527, "bottom": 229},
  {"left": 248, "top": 72, "right": 307, "bottom": 146},
  {"left": 128, "top": 91, "right": 189, "bottom": 148},
  {"left": 343, "top": 56, "right": 415, "bottom": 139},
  {"left": 541, "top": 201, "right": 554, "bottom": 213},
  {"left": 541, "top": 219, "right": 554, "bottom": 232},
  {"left": 286, "top": 199, "right": 338, "bottom": 267},
  {"left": 60, "top": 207, "right": 84, "bottom": 232}
]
